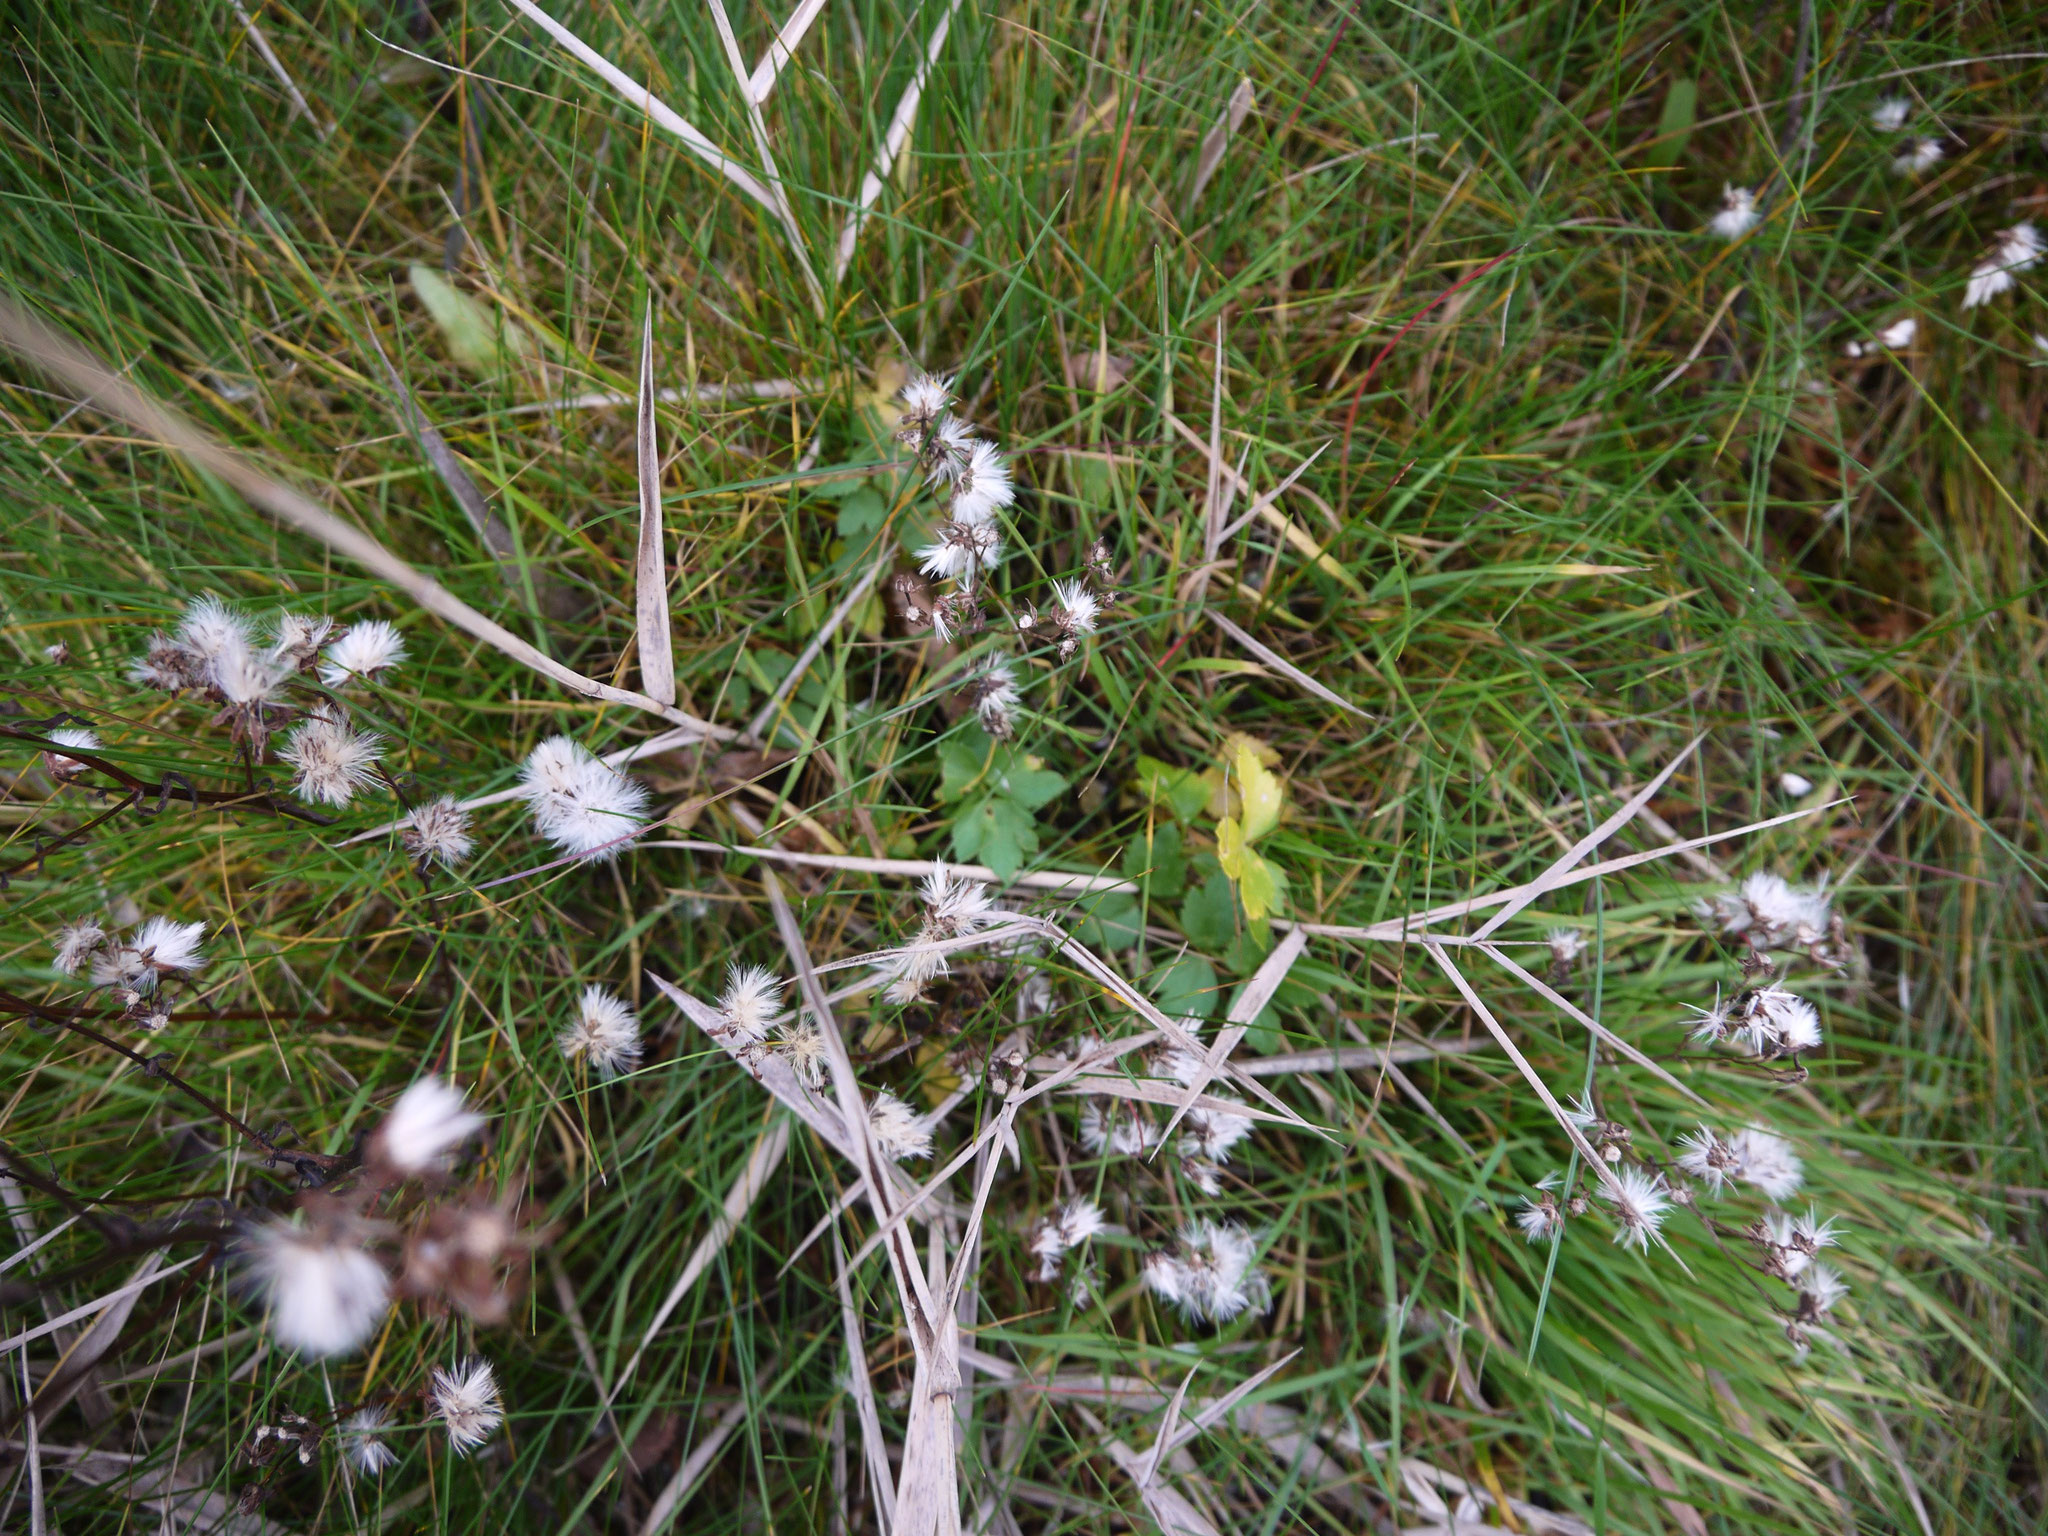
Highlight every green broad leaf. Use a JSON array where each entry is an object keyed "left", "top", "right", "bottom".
[
  {"left": 409, "top": 264, "right": 527, "bottom": 372},
  {"left": 1225, "top": 919, "right": 1273, "bottom": 974},
  {"left": 1073, "top": 890, "right": 1143, "bottom": 950},
  {"left": 836, "top": 487, "right": 887, "bottom": 539},
  {"left": 1180, "top": 871, "right": 1237, "bottom": 951},
  {"left": 1646, "top": 77, "right": 1697, "bottom": 169},
  {"left": 1123, "top": 822, "right": 1186, "bottom": 897},
  {"left": 938, "top": 731, "right": 994, "bottom": 802},
  {"left": 1136, "top": 755, "right": 1211, "bottom": 822},
  {"left": 995, "top": 760, "right": 1067, "bottom": 812},
  {"left": 1150, "top": 955, "right": 1220, "bottom": 1024},
  {"left": 953, "top": 794, "right": 1037, "bottom": 880}
]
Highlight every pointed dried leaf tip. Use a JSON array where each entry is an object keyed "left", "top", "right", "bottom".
[{"left": 634, "top": 300, "right": 676, "bottom": 706}]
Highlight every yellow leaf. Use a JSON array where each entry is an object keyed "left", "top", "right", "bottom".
[
  {"left": 1234, "top": 742, "right": 1283, "bottom": 843},
  {"left": 408, "top": 264, "right": 527, "bottom": 373},
  {"left": 1237, "top": 846, "right": 1282, "bottom": 921},
  {"left": 1216, "top": 815, "right": 1246, "bottom": 878}
]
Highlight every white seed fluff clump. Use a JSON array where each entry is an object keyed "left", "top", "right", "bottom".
[
  {"left": 773, "top": 1017, "right": 830, "bottom": 1088},
  {"left": 401, "top": 796, "right": 475, "bottom": 866},
  {"left": 717, "top": 964, "right": 786, "bottom": 1046},
  {"left": 1963, "top": 223, "right": 2044, "bottom": 310},
  {"left": 280, "top": 711, "right": 385, "bottom": 807},
  {"left": 242, "top": 1215, "right": 392, "bottom": 1357},
  {"left": 1028, "top": 1197, "right": 1111, "bottom": 1281},
  {"left": 52, "top": 919, "right": 109, "bottom": 976},
  {"left": 1142, "top": 1220, "right": 1271, "bottom": 1324},
  {"left": 1726, "top": 1126, "right": 1804, "bottom": 1199},
  {"left": 88, "top": 915, "right": 207, "bottom": 994},
  {"left": 868, "top": 1091, "right": 933, "bottom": 1161},
  {"left": 319, "top": 619, "right": 408, "bottom": 688},
  {"left": 429, "top": 1357, "right": 503, "bottom": 1455},
  {"left": 1602, "top": 1165, "right": 1673, "bottom": 1252},
  {"left": 43, "top": 726, "right": 100, "bottom": 778},
  {"left": 369, "top": 1076, "right": 486, "bottom": 1178},
  {"left": 517, "top": 736, "right": 650, "bottom": 861},
  {"left": 879, "top": 863, "right": 1004, "bottom": 1004},
  {"left": 1706, "top": 184, "right": 1760, "bottom": 240},
  {"left": 558, "top": 986, "right": 643, "bottom": 1080},
  {"left": 342, "top": 1406, "right": 398, "bottom": 1476},
  {"left": 1699, "top": 869, "right": 1835, "bottom": 951},
  {"left": 1892, "top": 136, "right": 1945, "bottom": 177}
]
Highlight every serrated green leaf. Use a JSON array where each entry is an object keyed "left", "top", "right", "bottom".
[
  {"left": 997, "top": 762, "right": 1067, "bottom": 812},
  {"left": 965, "top": 796, "right": 1037, "bottom": 881},
  {"left": 836, "top": 487, "right": 886, "bottom": 539},
  {"left": 1150, "top": 955, "right": 1220, "bottom": 1024},
  {"left": 1236, "top": 844, "right": 1283, "bottom": 921},
  {"left": 1180, "top": 871, "right": 1236, "bottom": 951},
  {"left": 1074, "top": 890, "right": 1143, "bottom": 950},
  {"left": 1136, "top": 755, "right": 1211, "bottom": 822},
  {"left": 1123, "top": 821, "right": 1185, "bottom": 897}
]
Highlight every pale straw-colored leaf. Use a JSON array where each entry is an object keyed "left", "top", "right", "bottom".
[
  {"left": 0, "top": 299, "right": 734, "bottom": 742},
  {"left": 1235, "top": 1039, "right": 1485, "bottom": 1075},
  {"left": 503, "top": 375, "right": 818, "bottom": 414},
  {"left": 228, "top": 0, "right": 328, "bottom": 137},
  {"left": 1478, "top": 942, "right": 1707, "bottom": 1105},
  {"left": 648, "top": 974, "right": 854, "bottom": 1159},
  {"left": 1134, "top": 1366, "right": 1200, "bottom": 1489},
  {"left": 501, "top": 0, "right": 782, "bottom": 215},
  {"left": 1209, "top": 610, "right": 1375, "bottom": 719},
  {"left": 640, "top": 1391, "right": 756, "bottom": 1536},
  {"left": 0, "top": 1253, "right": 202, "bottom": 1357},
  {"left": 1467, "top": 735, "right": 1703, "bottom": 942},
  {"left": 747, "top": 0, "right": 832, "bottom": 103},
  {"left": 1165, "top": 1349, "right": 1301, "bottom": 1456},
  {"left": 1187, "top": 77, "right": 1255, "bottom": 212},
  {"left": 364, "top": 322, "right": 517, "bottom": 572},
  {"left": 635, "top": 300, "right": 677, "bottom": 706},
  {"left": 1154, "top": 926, "right": 1306, "bottom": 1147},
  {"left": 833, "top": 0, "right": 966, "bottom": 281},
  {"left": 834, "top": 1232, "right": 899, "bottom": 1530}
]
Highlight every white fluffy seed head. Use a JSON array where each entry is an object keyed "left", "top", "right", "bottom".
[
  {"left": 44, "top": 726, "right": 99, "bottom": 777},
  {"left": 868, "top": 1091, "right": 933, "bottom": 1161},
  {"left": 1051, "top": 578, "right": 1098, "bottom": 636},
  {"left": 516, "top": 736, "right": 650, "bottom": 861},
  {"left": 1707, "top": 184, "right": 1760, "bottom": 240},
  {"left": 1728, "top": 1126, "right": 1804, "bottom": 1199},
  {"left": 1674, "top": 1125, "right": 1737, "bottom": 1195},
  {"left": 1871, "top": 96, "right": 1909, "bottom": 132},
  {"left": 1517, "top": 1195, "right": 1562, "bottom": 1243},
  {"left": 924, "top": 415, "right": 979, "bottom": 483},
  {"left": 370, "top": 1076, "right": 485, "bottom": 1178},
  {"left": 919, "top": 862, "right": 999, "bottom": 936},
  {"left": 429, "top": 1357, "right": 503, "bottom": 1455},
  {"left": 1751, "top": 985, "right": 1823, "bottom": 1055},
  {"left": 718, "top": 964, "right": 786, "bottom": 1045},
  {"left": 402, "top": 797, "right": 475, "bottom": 866},
  {"left": 1965, "top": 224, "right": 2043, "bottom": 309},
  {"left": 1602, "top": 1166, "right": 1672, "bottom": 1251},
  {"left": 242, "top": 1216, "right": 392, "bottom": 1358},
  {"left": 558, "top": 986, "right": 643, "bottom": 1080},
  {"left": 269, "top": 612, "right": 336, "bottom": 669},
  {"left": 1546, "top": 927, "right": 1587, "bottom": 967},
  {"left": 951, "top": 440, "right": 1015, "bottom": 523},
  {"left": 209, "top": 636, "right": 286, "bottom": 706},
  {"left": 1892, "top": 136, "right": 1944, "bottom": 176},
  {"left": 967, "top": 655, "right": 1020, "bottom": 739},
  {"left": 319, "top": 620, "right": 407, "bottom": 688},
  {"left": 1181, "top": 1100, "right": 1255, "bottom": 1164},
  {"left": 52, "top": 920, "right": 108, "bottom": 975},
  {"left": 177, "top": 595, "right": 253, "bottom": 664},
  {"left": 281, "top": 714, "right": 385, "bottom": 807},
  {"left": 773, "top": 1017, "right": 830, "bottom": 1088},
  {"left": 899, "top": 372, "right": 953, "bottom": 429},
  {"left": 1143, "top": 1220, "right": 1269, "bottom": 1324},
  {"left": 1079, "top": 1100, "right": 1160, "bottom": 1157},
  {"left": 1798, "top": 1262, "right": 1848, "bottom": 1316},
  {"left": 342, "top": 1406, "right": 398, "bottom": 1476}
]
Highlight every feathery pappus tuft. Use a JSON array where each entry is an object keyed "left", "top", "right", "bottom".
[
  {"left": 558, "top": 986, "right": 643, "bottom": 1080},
  {"left": 1727, "top": 1126, "right": 1804, "bottom": 1199},
  {"left": 88, "top": 916, "right": 207, "bottom": 993},
  {"left": 368, "top": 1076, "right": 485, "bottom": 1179},
  {"left": 1079, "top": 1099, "right": 1161, "bottom": 1157},
  {"left": 128, "top": 631, "right": 202, "bottom": 692},
  {"left": 1674, "top": 1124, "right": 1739, "bottom": 1195},
  {"left": 280, "top": 712, "right": 385, "bottom": 807},
  {"left": 868, "top": 1090, "right": 933, "bottom": 1161},
  {"left": 1601, "top": 1165, "right": 1672, "bottom": 1251},
  {"left": 241, "top": 1212, "right": 392, "bottom": 1358},
  {"left": 896, "top": 372, "right": 954, "bottom": 441},
  {"left": 517, "top": 735, "right": 650, "bottom": 861},
  {"left": 1517, "top": 1182, "right": 1563, "bottom": 1243},
  {"left": 51, "top": 919, "right": 108, "bottom": 975},
  {"left": 428, "top": 1357, "right": 503, "bottom": 1455},
  {"left": 919, "top": 862, "right": 1000, "bottom": 936},
  {"left": 1870, "top": 96, "right": 1910, "bottom": 132},
  {"left": 965, "top": 654, "right": 1021, "bottom": 739},
  {"left": 917, "top": 517, "right": 1003, "bottom": 588},
  {"left": 401, "top": 796, "right": 475, "bottom": 866},
  {"left": 1706, "top": 184, "right": 1760, "bottom": 240},
  {"left": 1142, "top": 1220, "right": 1270, "bottom": 1325},
  {"left": 1963, "top": 223, "right": 2043, "bottom": 309},
  {"left": 1051, "top": 579, "right": 1099, "bottom": 636},
  {"left": 717, "top": 964, "right": 786, "bottom": 1045},
  {"left": 1796, "top": 1261, "right": 1848, "bottom": 1318},
  {"left": 43, "top": 726, "right": 100, "bottom": 778},
  {"left": 922, "top": 415, "right": 979, "bottom": 483},
  {"left": 1892, "top": 136, "right": 1945, "bottom": 176},
  {"left": 177, "top": 594, "right": 254, "bottom": 667},
  {"left": 1703, "top": 870, "right": 1835, "bottom": 950},
  {"left": 268, "top": 612, "right": 335, "bottom": 671},
  {"left": 1028, "top": 1196, "right": 1110, "bottom": 1281},
  {"left": 1546, "top": 926, "right": 1587, "bottom": 974},
  {"left": 1741, "top": 985, "right": 1823, "bottom": 1057},
  {"left": 341, "top": 1406, "right": 398, "bottom": 1476},
  {"left": 773, "top": 1017, "right": 830, "bottom": 1088},
  {"left": 319, "top": 619, "right": 408, "bottom": 688},
  {"left": 949, "top": 440, "right": 1015, "bottom": 525}
]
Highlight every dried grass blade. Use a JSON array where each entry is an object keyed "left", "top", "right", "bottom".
[
  {"left": 502, "top": 0, "right": 783, "bottom": 215},
  {"left": 1135, "top": 1366, "right": 1200, "bottom": 1488},
  {"left": 1215, "top": 441, "right": 1328, "bottom": 544},
  {"left": 700, "top": 0, "right": 826, "bottom": 314},
  {"left": 1186, "top": 77, "right": 1255, "bottom": 212},
  {"left": 1421, "top": 942, "right": 1622, "bottom": 1199},
  {"left": 639, "top": 840, "right": 1135, "bottom": 895},
  {"left": 504, "top": 376, "right": 817, "bottom": 414},
  {"left": 1201, "top": 320, "right": 1227, "bottom": 569},
  {"left": 0, "top": 300, "right": 734, "bottom": 741},
  {"left": 1288, "top": 800, "right": 1844, "bottom": 944},
  {"left": 605, "top": 1118, "right": 791, "bottom": 1407},
  {"left": 1165, "top": 413, "right": 1366, "bottom": 596},
  {"left": 1209, "top": 611, "right": 1371, "bottom": 720},
  {"left": 649, "top": 974, "right": 853, "bottom": 1158},
  {"left": 745, "top": 539, "right": 896, "bottom": 742},
  {"left": 1236, "top": 1039, "right": 1485, "bottom": 1075},
  {"left": 835, "top": 1233, "right": 899, "bottom": 1530},
  {"left": 639, "top": 1391, "right": 755, "bottom": 1536},
  {"left": 1155, "top": 927, "right": 1306, "bottom": 1147},
  {"left": 747, "top": 0, "right": 831, "bottom": 102},
  {"left": 1166, "top": 1349, "right": 1300, "bottom": 1454},
  {"left": 228, "top": 0, "right": 328, "bottom": 137},
  {"left": 1477, "top": 943, "right": 1707, "bottom": 1105},
  {"left": 1467, "top": 736, "right": 1704, "bottom": 942},
  {"left": 1103, "top": 1438, "right": 1222, "bottom": 1536},
  {"left": 833, "top": 0, "right": 965, "bottom": 281},
  {"left": 635, "top": 301, "right": 677, "bottom": 706},
  {"left": 0, "top": 1253, "right": 202, "bottom": 1356},
  {"left": 364, "top": 324, "right": 517, "bottom": 574}
]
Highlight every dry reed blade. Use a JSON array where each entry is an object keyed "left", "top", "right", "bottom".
[
  {"left": 747, "top": 0, "right": 832, "bottom": 103},
  {"left": 833, "top": 0, "right": 965, "bottom": 281},
  {"left": 1186, "top": 77, "right": 1255, "bottom": 212},
  {"left": 364, "top": 323, "right": 517, "bottom": 575},
  {"left": 1477, "top": 943, "right": 1707, "bottom": 1105},
  {"left": 1155, "top": 926, "right": 1307, "bottom": 1148},
  {"left": 1208, "top": 612, "right": 1372, "bottom": 721},
  {"left": 0, "top": 299, "right": 735, "bottom": 742},
  {"left": 635, "top": 300, "right": 677, "bottom": 706}
]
